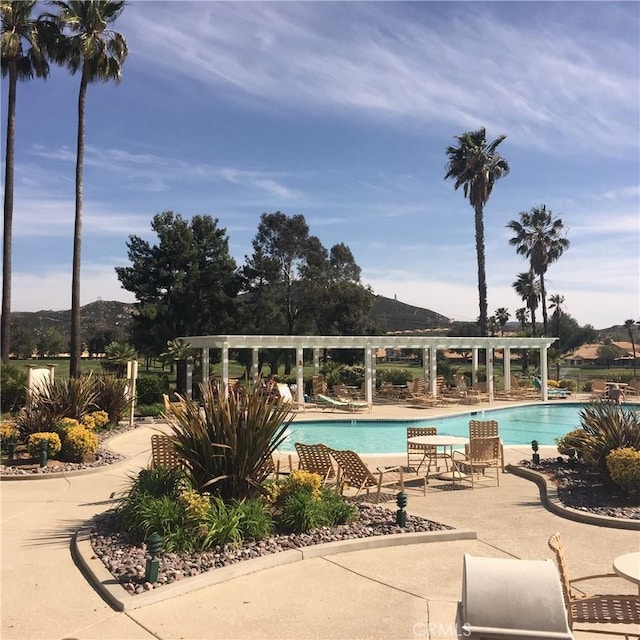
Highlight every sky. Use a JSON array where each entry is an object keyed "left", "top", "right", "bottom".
[{"left": 2, "top": 1, "right": 639, "bottom": 330}]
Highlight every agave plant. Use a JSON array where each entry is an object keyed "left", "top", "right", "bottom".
[
  {"left": 572, "top": 401, "right": 640, "bottom": 475},
  {"left": 165, "top": 379, "right": 293, "bottom": 501}
]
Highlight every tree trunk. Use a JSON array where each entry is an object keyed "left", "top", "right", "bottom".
[
  {"left": 540, "top": 272, "right": 548, "bottom": 334},
  {"left": 70, "top": 72, "right": 88, "bottom": 378},
  {"left": 474, "top": 204, "right": 488, "bottom": 336},
  {"left": 1, "top": 65, "right": 17, "bottom": 363}
]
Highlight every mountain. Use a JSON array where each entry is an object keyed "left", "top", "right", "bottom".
[
  {"left": 371, "top": 295, "right": 452, "bottom": 332},
  {"left": 9, "top": 296, "right": 452, "bottom": 340}
]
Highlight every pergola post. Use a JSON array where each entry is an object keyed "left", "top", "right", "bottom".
[
  {"left": 540, "top": 345, "right": 549, "bottom": 401},
  {"left": 186, "top": 358, "right": 193, "bottom": 399},
  {"left": 472, "top": 348, "right": 479, "bottom": 385},
  {"left": 201, "top": 348, "right": 209, "bottom": 387},
  {"left": 429, "top": 347, "right": 438, "bottom": 396},
  {"left": 486, "top": 347, "right": 494, "bottom": 402},
  {"left": 221, "top": 347, "right": 229, "bottom": 398},
  {"left": 365, "top": 347, "right": 373, "bottom": 404},
  {"left": 504, "top": 347, "right": 511, "bottom": 392},
  {"left": 251, "top": 347, "right": 259, "bottom": 383},
  {"left": 296, "top": 346, "right": 304, "bottom": 404}
]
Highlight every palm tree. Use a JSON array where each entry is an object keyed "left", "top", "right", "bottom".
[
  {"left": 548, "top": 294, "right": 565, "bottom": 338},
  {"left": 515, "top": 307, "right": 528, "bottom": 332},
  {"left": 513, "top": 271, "right": 540, "bottom": 336},
  {"left": 506, "top": 205, "right": 569, "bottom": 335},
  {"left": 1, "top": 1, "right": 51, "bottom": 363},
  {"left": 445, "top": 127, "right": 509, "bottom": 337},
  {"left": 494, "top": 307, "right": 510, "bottom": 336},
  {"left": 624, "top": 319, "right": 637, "bottom": 377},
  {"left": 45, "top": 0, "right": 127, "bottom": 377}
]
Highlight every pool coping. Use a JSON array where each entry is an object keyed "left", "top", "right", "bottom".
[
  {"left": 507, "top": 463, "right": 640, "bottom": 531},
  {"left": 73, "top": 525, "right": 477, "bottom": 611}
]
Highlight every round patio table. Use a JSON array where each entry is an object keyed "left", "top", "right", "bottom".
[
  {"left": 613, "top": 552, "right": 640, "bottom": 587},
  {"left": 407, "top": 435, "right": 469, "bottom": 482}
]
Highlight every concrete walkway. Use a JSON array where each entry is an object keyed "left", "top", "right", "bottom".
[{"left": 2, "top": 400, "right": 639, "bottom": 640}]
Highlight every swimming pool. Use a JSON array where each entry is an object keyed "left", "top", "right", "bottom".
[{"left": 279, "top": 403, "right": 639, "bottom": 454}]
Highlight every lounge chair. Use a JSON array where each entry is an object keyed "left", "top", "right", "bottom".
[
  {"left": 405, "top": 379, "right": 440, "bottom": 408},
  {"left": 533, "top": 377, "right": 569, "bottom": 399},
  {"left": 548, "top": 532, "right": 640, "bottom": 631},
  {"left": 452, "top": 436, "right": 501, "bottom": 488},
  {"left": 316, "top": 393, "right": 370, "bottom": 413},
  {"left": 294, "top": 442, "right": 338, "bottom": 487},
  {"left": 468, "top": 420, "right": 505, "bottom": 472},
  {"left": 276, "top": 383, "right": 317, "bottom": 411},
  {"left": 329, "top": 448, "right": 425, "bottom": 499}
]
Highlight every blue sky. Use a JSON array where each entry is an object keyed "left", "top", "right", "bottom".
[{"left": 3, "top": 1, "right": 639, "bottom": 329}]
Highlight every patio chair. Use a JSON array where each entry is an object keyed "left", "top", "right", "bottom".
[
  {"left": 407, "top": 426, "right": 441, "bottom": 469},
  {"left": 468, "top": 420, "right": 505, "bottom": 472},
  {"left": 452, "top": 436, "right": 501, "bottom": 488},
  {"left": 329, "top": 448, "right": 425, "bottom": 499},
  {"left": 294, "top": 442, "right": 338, "bottom": 487},
  {"left": 533, "top": 378, "right": 569, "bottom": 399},
  {"left": 276, "top": 383, "right": 317, "bottom": 411},
  {"left": 548, "top": 532, "right": 640, "bottom": 631},
  {"left": 590, "top": 379, "right": 608, "bottom": 399},
  {"left": 316, "top": 393, "right": 370, "bottom": 413},
  {"left": 405, "top": 379, "right": 440, "bottom": 408},
  {"left": 150, "top": 434, "right": 185, "bottom": 470}
]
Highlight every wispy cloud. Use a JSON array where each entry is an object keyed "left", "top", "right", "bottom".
[{"left": 124, "top": 2, "right": 638, "bottom": 155}]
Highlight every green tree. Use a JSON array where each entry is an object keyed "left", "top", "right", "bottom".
[
  {"left": 1, "top": 1, "right": 51, "bottom": 363},
  {"left": 36, "top": 327, "right": 65, "bottom": 357},
  {"left": 597, "top": 343, "right": 625, "bottom": 369},
  {"left": 116, "top": 212, "right": 241, "bottom": 356},
  {"left": 624, "top": 319, "right": 637, "bottom": 377},
  {"left": 45, "top": 0, "right": 128, "bottom": 378},
  {"left": 506, "top": 204, "right": 569, "bottom": 335},
  {"left": 445, "top": 127, "right": 509, "bottom": 336},
  {"left": 494, "top": 307, "right": 510, "bottom": 336},
  {"left": 513, "top": 272, "right": 540, "bottom": 336},
  {"left": 103, "top": 341, "right": 136, "bottom": 377},
  {"left": 548, "top": 294, "right": 565, "bottom": 346}
]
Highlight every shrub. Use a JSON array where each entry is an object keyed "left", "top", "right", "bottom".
[
  {"left": 166, "top": 380, "right": 292, "bottom": 501},
  {"left": 0, "top": 422, "right": 19, "bottom": 451},
  {"left": 82, "top": 410, "right": 110, "bottom": 430},
  {"left": 27, "top": 432, "right": 61, "bottom": 458},
  {"left": 0, "top": 364, "right": 27, "bottom": 413},
  {"left": 559, "top": 379, "right": 576, "bottom": 392},
  {"left": 317, "top": 487, "right": 357, "bottom": 525},
  {"left": 40, "top": 375, "right": 99, "bottom": 421},
  {"left": 279, "top": 489, "right": 324, "bottom": 533},
  {"left": 606, "top": 448, "right": 640, "bottom": 497},
  {"left": 16, "top": 402, "right": 65, "bottom": 437},
  {"left": 555, "top": 429, "right": 583, "bottom": 459},
  {"left": 572, "top": 402, "right": 640, "bottom": 475},
  {"left": 233, "top": 498, "right": 274, "bottom": 541},
  {"left": 60, "top": 426, "right": 99, "bottom": 462},
  {"left": 93, "top": 375, "right": 130, "bottom": 425},
  {"left": 136, "top": 375, "right": 169, "bottom": 406},
  {"left": 377, "top": 368, "right": 413, "bottom": 386},
  {"left": 136, "top": 403, "right": 164, "bottom": 418}
]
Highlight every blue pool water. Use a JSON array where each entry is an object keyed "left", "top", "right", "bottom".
[{"left": 279, "top": 403, "right": 638, "bottom": 454}]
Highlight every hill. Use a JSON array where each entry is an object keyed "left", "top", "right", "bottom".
[
  {"left": 9, "top": 296, "right": 452, "bottom": 340},
  {"left": 371, "top": 295, "right": 452, "bottom": 332}
]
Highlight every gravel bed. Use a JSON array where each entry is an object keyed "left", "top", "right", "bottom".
[
  {"left": 522, "top": 457, "right": 640, "bottom": 520},
  {"left": 0, "top": 422, "right": 139, "bottom": 476},
  {"left": 90, "top": 504, "right": 453, "bottom": 595}
]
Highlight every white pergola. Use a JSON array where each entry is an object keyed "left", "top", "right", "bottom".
[{"left": 179, "top": 334, "right": 558, "bottom": 403}]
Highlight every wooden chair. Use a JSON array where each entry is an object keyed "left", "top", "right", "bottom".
[
  {"left": 468, "top": 420, "right": 505, "bottom": 472},
  {"left": 452, "top": 436, "right": 501, "bottom": 488},
  {"left": 406, "top": 426, "right": 439, "bottom": 470},
  {"left": 295, "top": 442, "right": 337, "bottom": 487},
  {"left": 329, "top": 448, "right": 425, "bottom": 500},
  {"left": 150, "top": 434, "right": 184, "bottom": 470},
  {"left": 548, "top": 532, "right": 640, "bottom": 632}
]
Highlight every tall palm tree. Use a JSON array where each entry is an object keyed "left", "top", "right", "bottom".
[
  {"left": 445, "top": 127, "right": 509, "bottom": 337},
  {"left": 506, "top": 204, "right": 569, "bottom": 335},
  {"left": 494, "top": 307, "right": 510, "bottom": 336},
  {"left": 548, "top": 294, "right": 565, "bottom": 337},
  {"left": 1, "top": 1, "right": 50, "bottom": 363},
  {"left": 515, "top": 307, "right": 528, "bottom": 332},
  {"left": 513, "top": 271, "right": 540, "bottom": 336},
  {"left": 45, "top": 0, "right": 127, "bottom": 377},
  {"left": 624, "top": 319, "right": 637, "bottom": 377}
]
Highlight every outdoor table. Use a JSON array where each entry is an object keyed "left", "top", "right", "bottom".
[
  {"left": 407, "top": 435, "right": 469, "bottom": 482},
  {"left": 613, "top": 552, "right": 640, "bottom": 592}
]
